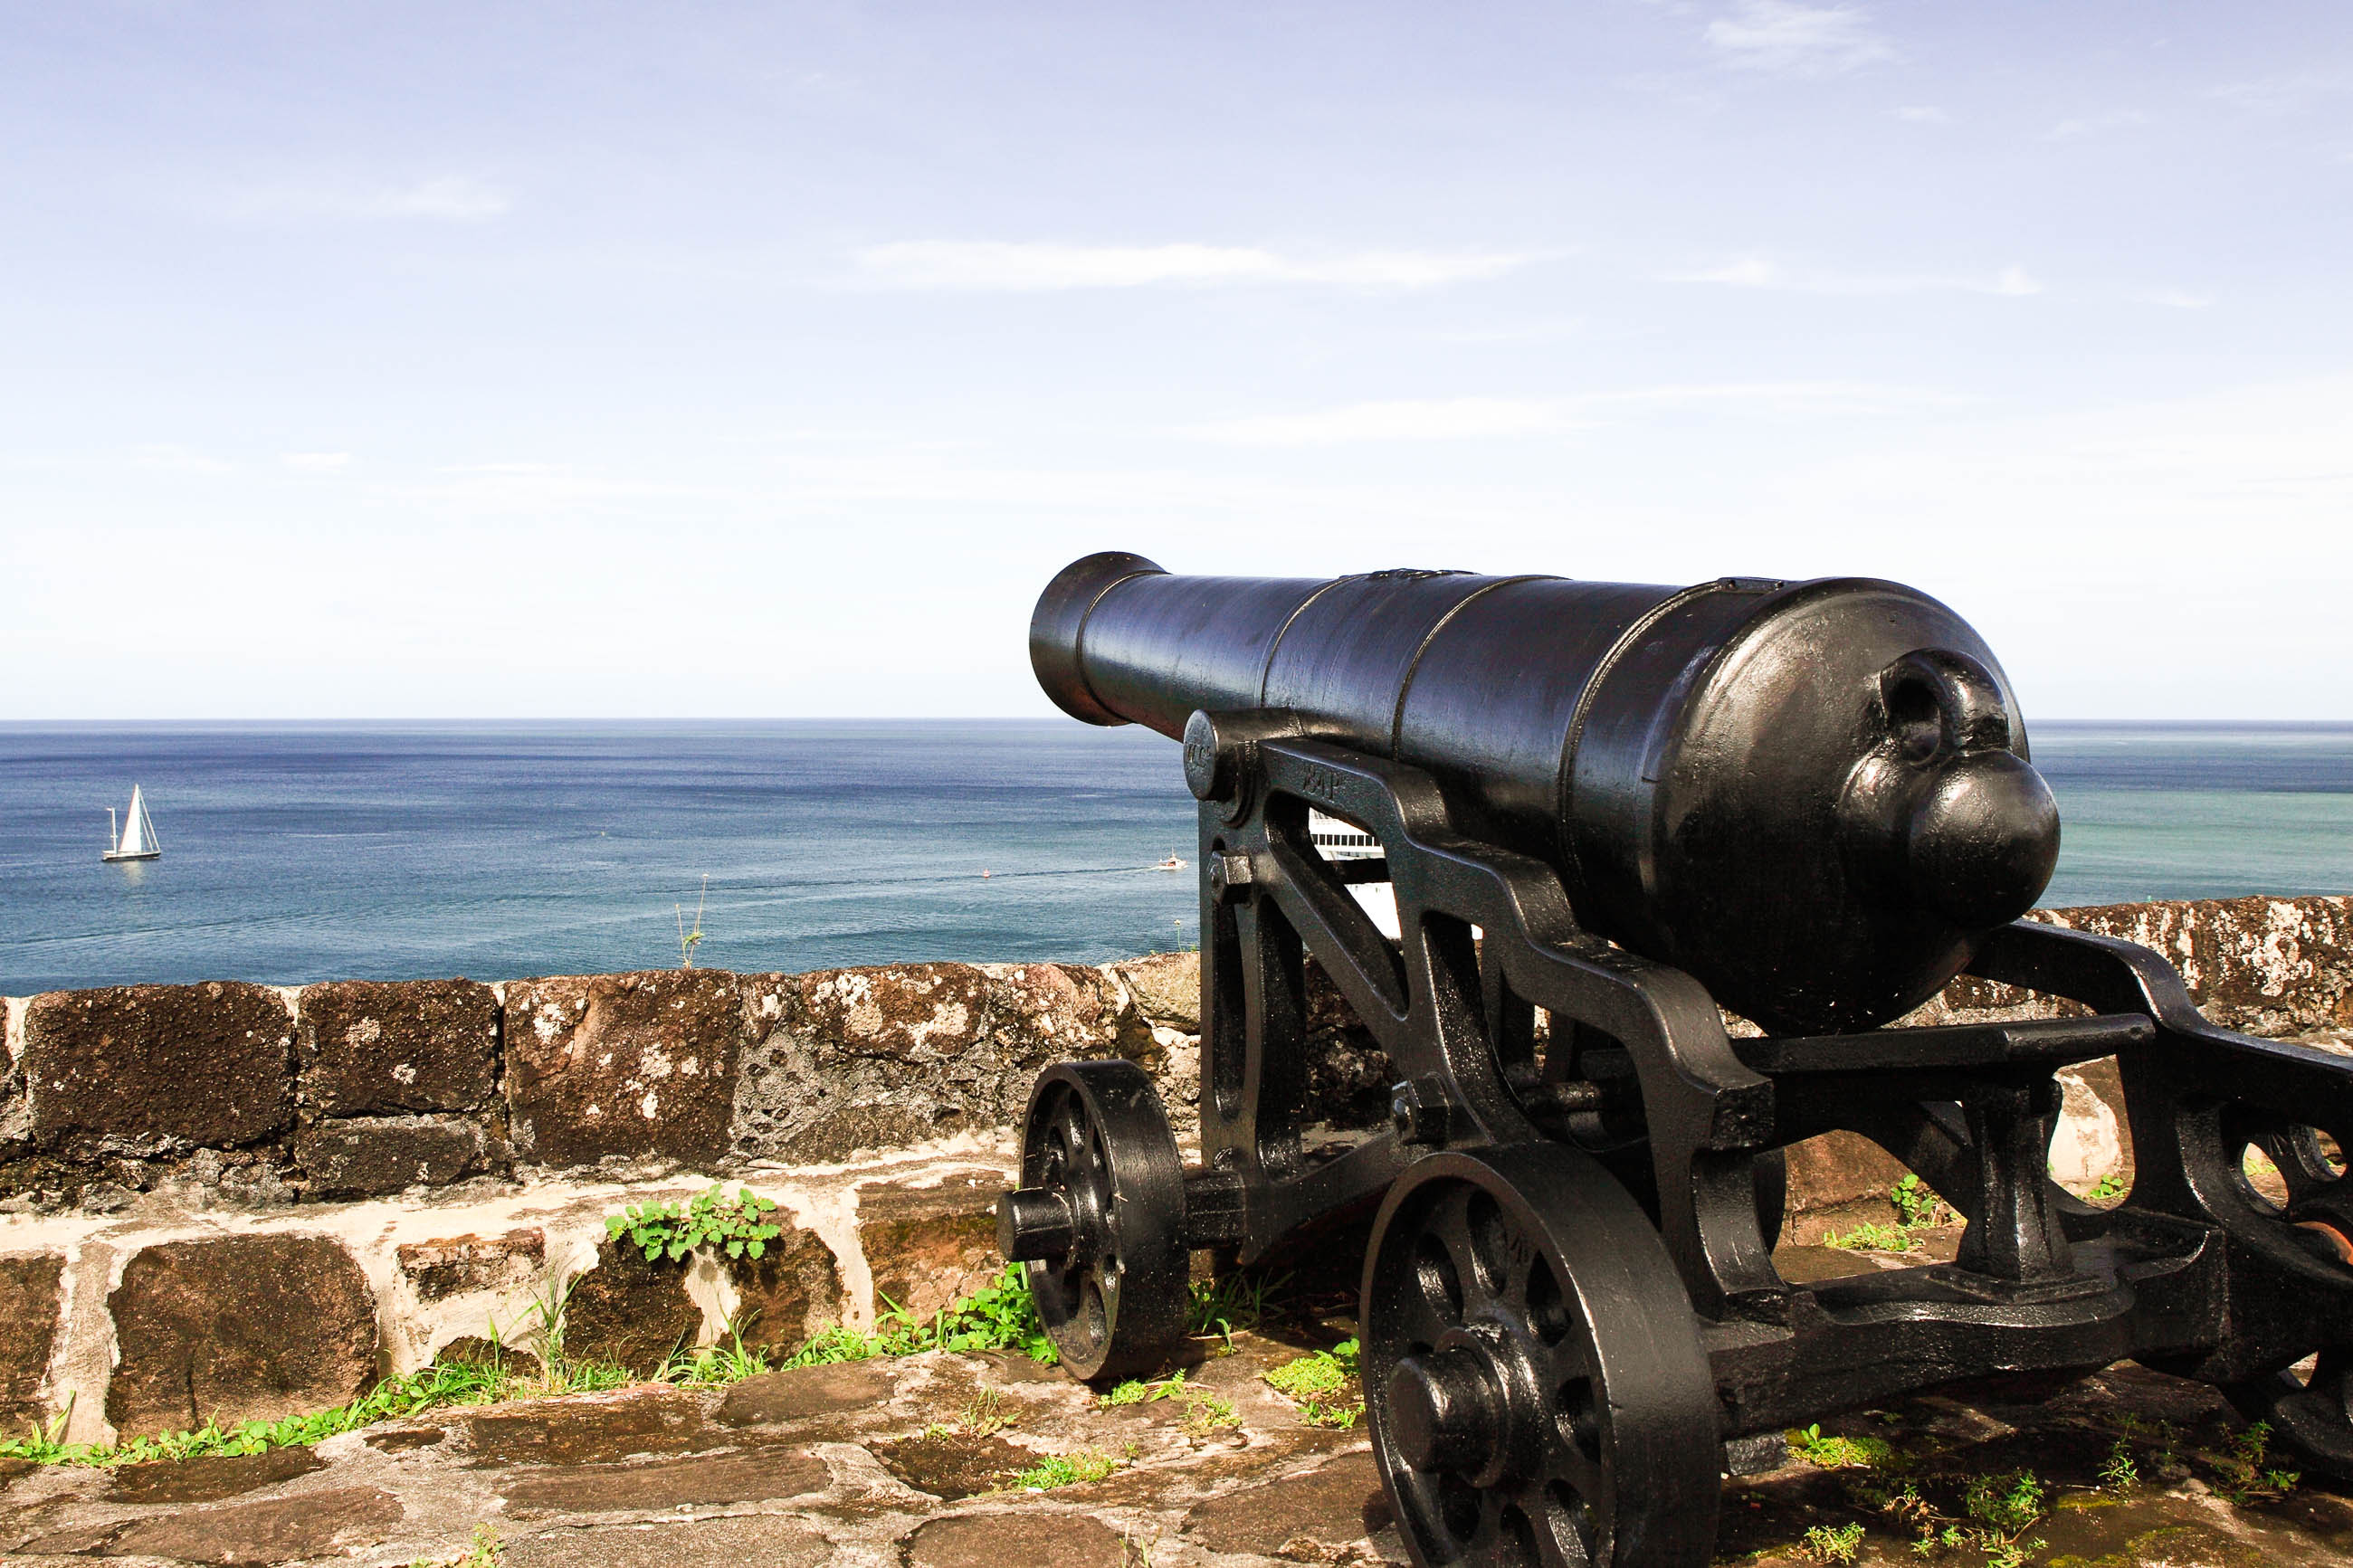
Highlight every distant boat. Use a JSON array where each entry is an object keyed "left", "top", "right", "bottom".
[
  {"left": 1155, "top": 854, "right": 1185, "bottom": 871},
  {"left": 104, "top": 785, "right": 161, "bottom": 862}
]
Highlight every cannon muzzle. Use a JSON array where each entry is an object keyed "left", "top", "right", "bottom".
[{"left": 1032, "top": 552, "right": 2059, "bottom": 1033}]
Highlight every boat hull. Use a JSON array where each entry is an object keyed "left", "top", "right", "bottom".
[{"left": 101, "top": 850, "right": 160, "bottom": 862}]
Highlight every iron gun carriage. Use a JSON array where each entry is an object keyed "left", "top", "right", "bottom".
[{"left": 998, "top": 551, "right": 2353, "bottom": 1567}]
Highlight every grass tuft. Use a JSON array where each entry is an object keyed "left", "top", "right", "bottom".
[
  {"left": 1005, "top": 1448, "right": 1121, "bottom": 1490},
  {"left": 1264, "top": 1338, "right": 1362, "bottom": 1430}
]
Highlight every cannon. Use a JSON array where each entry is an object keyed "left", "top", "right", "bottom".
[{"left": 998, "top": 552, "right": 2353, "bottom": 1567}]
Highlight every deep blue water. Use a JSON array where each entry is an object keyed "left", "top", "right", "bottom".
[{"left": 1, "top": 721, "right": 2348, "bottom": 993}]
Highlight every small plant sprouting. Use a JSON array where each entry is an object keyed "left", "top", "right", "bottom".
[
  {"left": 1789, "top": 1423, "right": 1896, "bottom": 1471},
  {"left": 2085, "top": 1170, "right": 2129, "bottom": 1203},
  {"left": 2099, "top": 1437, "right": 2139, "bottom": 1490},
  {"left": 1827, "top": 1175, "right": 1958, "bottom": 1252},
  {"left": 2213, "top": 1419, "right": 2300, "bottom": 1503},
  {"left": 676, "top": 874, "right": 708, "bottom": 968},
  {"left": 1186, "top": 1270, "right": 1286, "bottom": 1345},
  {"left": 1801, "top": 1521, "right": 1865, "bottom": 1564},
  {"left": 607, "top": 1185, "right": 784, "bottom": 1264},
  {"left": 1889, "top": 1174, "right": 1948, "bottom": 1229},
  {"left": 1093, "top": 1368, "right": 1238, "bottom": 1435},
  {"left": 1964, "top": 1468, "right": 2045, "bottom": 1537},
  {"left": 960, "top": 1386, "right": 1015, "bottom": 1436}
]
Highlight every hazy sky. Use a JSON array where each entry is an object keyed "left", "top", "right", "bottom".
[{"left": 4, "top": 3, "right": 2348, "bottom": 720}]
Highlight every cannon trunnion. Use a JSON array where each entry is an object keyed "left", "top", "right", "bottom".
[{"left": 1004, "top": 554, "right": 2353, "bottom": 1568}]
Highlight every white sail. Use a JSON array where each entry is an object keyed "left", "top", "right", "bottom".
[{"left": 104, "top": 785, "right": 160, "bottom": 860}]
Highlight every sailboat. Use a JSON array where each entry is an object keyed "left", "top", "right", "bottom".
[{"left": 103, "top": 785, "right": 161, "bottom": 862}]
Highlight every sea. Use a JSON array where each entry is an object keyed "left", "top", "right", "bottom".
[{"left": 2, "top": 721, "right": 2349, "bottom": 995}]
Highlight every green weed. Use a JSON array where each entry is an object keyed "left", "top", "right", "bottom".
[
  {"left": 1092, "top": 1368, "right": 1236, "bottom": 1435},
  {"left": 779, "top": 1264, "right": 1058, "bottom": 1369},
  {"left": 1789, "top": 1423, "right": 1896, "bottom": 1470},
  {"left": 1801, "top": 1521, "right": 1865, "bottom": 1563},
  {"left": 1827, "top": 1176, "right": 1958, "bottom": 1251},
  {"left": 1964, "top": 1469, "right": 2045, "bottom": 1536},
  {"left": 2098, "top": 1438, "right": 2139, "bottom": 1490},
  {"left": 960, "top": 1387, "right": 1015, "bottom": 1436},
  {"left": 2212, "top": 1420, "right": 2299, "bottom": 1503},
  {"left": 410, "top": 1525, "right": 504, "bottom": 1567},
  {"left": 2084, "top": 1171, "right": 2129, "bottom": 1203},
  {"left": 1265, "top": 1338, "right": 1362, "bottom": 1429},
  {"left": 607, "top": 1184, "right": 784, "bottom": 1264},
  {"left": 1186, "top": 1271, "right": 1285, "bottom": 1345},
  {"left": 1005, "top": 1449, "right": 1120, "bottom": 1490},
  {"left": 655, "top": 1319, "right": 774, "bottom": 1388},
  {"left": 1263, "top": 1339, "right": 1358, "bottom": 1400}
]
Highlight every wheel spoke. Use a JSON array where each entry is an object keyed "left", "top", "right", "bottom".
[{"left": 1519, "top": 1475, "right": 1594, "bottom": 1568}]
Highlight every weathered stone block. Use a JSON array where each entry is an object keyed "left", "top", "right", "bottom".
[
  {"left": 398, "top": 1228, "right": 547, "bottom": 1302},
  {"left": 559, "top": 1240, "right": 704, "bottom": 1377},
  {"left": 106, "top": 1234, "right": 380, "bottom": 1437},
  {"left": 294, "top": 1114, "right": 493, "bottom": 1196},
  {"left": 0, "top": 1251, "right": 62, "bottom": 1425},
  {"left": 504, "top": 971, "right": 740, "bottom": 1168},
  {"left": 907, "top": 1512, "right": 1128, "bottom": 1568},
  {"left": 102, "top": 1485, "right": 404, "bottom": 1563},
  {"left": 297, "top": 977, "right": 498, "bottom": 1115},
  {"left": 1783, "top": 1131, "right": 1910, "bottom": 1216},
  {"left": 1117, "top": 950, "right": 1200, "bottom": 1032},
  {"left": 859, "top": 1169, "right": 1005, "bottom": 1320},
  {"left": 23, "top": 983, "right": 292, "bottom": 1155},
  {"left": 1186, "top": 1450, "right": 1391, "bottom": 1557},
  {"left": 734, "top": 962, "right": 1149, "bottom": 1164},
  {"left": 727, "top": 1228, "right": 844, "bottom": 1358}
]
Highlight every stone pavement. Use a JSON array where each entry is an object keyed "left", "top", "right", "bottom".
[{"left": 5, "top": 1297, "right": 2353, "bottom": 1568}]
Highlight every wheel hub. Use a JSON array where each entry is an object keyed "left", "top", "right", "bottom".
[{"left": 1385, "top": 1343, "right": 1508, "bottom": 1475}]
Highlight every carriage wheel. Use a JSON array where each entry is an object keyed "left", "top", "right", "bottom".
[
  {"left": 1363, "top": 1145, "right": 1721, "bottom": 1568},
  {"left": 1001, "top": 1060, "right": 1189, "bottom": 1383}
]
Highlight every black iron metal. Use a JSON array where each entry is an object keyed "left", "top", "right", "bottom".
[
  {"left": 1000, "top": 1060, "right": 1190, "bottom": 1383},
  {"left": 1363, "top": 1145, "right": 1722, "bottom": 1567},
  {"left": 1011, "top": 553, "right": 2353, "bottom": 1566}
]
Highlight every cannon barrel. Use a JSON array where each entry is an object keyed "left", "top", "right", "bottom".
[{"left": 1033, "top": 552, "right": 2060, "bottom": 1034}]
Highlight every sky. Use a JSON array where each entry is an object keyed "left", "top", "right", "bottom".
[{"left": 2, "top": 2, "right": 2348, "bottom": 721}]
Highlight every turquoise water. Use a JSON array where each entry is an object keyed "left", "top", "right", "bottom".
[
  {"left": 2030, "top": 725, "right": 2353, "bottom": 907},
  {"left": 0, "top": 720, "right": 2346, "bottom": 993}
]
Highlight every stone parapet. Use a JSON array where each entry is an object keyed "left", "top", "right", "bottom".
[
  {"left": 0, "top": 1143, "right": 1010, "bottom": 1443},
  {"left": 0, "top": 895, "right": 2346, "bottom": 1328}
]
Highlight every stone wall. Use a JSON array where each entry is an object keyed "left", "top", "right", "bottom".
[{"left": 0, "top": 896, "right": 2345, "bottom": 1440}]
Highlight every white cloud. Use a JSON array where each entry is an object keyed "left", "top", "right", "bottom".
[
  {"left": 1896, "top": 105, "right": 1948, "bottom": 124},
  {"left": 281, "top": 452, "right": 351, "bottom": 471},
  {"left": 1703, "top": 1, "right": 1896, "bottom": 78},
  {"left": 1184, "top": 399, "right": 1586, "bottom": 446},
  {"left": 2206, "top": 72, "right": 2353, "bottom": 116},
  {"left": 131, "top": 444, "right": 233, "bottom": 474},
  {"left": 226, "top": 176, "right": 510, "bottom": 222},
  {"left": 852, "top": 242, "right": 1527, "bottom": 291},
  {"left": 1181, "top": 382, "right": 1953, "bottom": 445},
  {"left": 1665, "top": 256, "right": 2042, "bottom": 297},
  {"left": 2045, "top": 110, "right": 2148, "bottom": 141}
]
